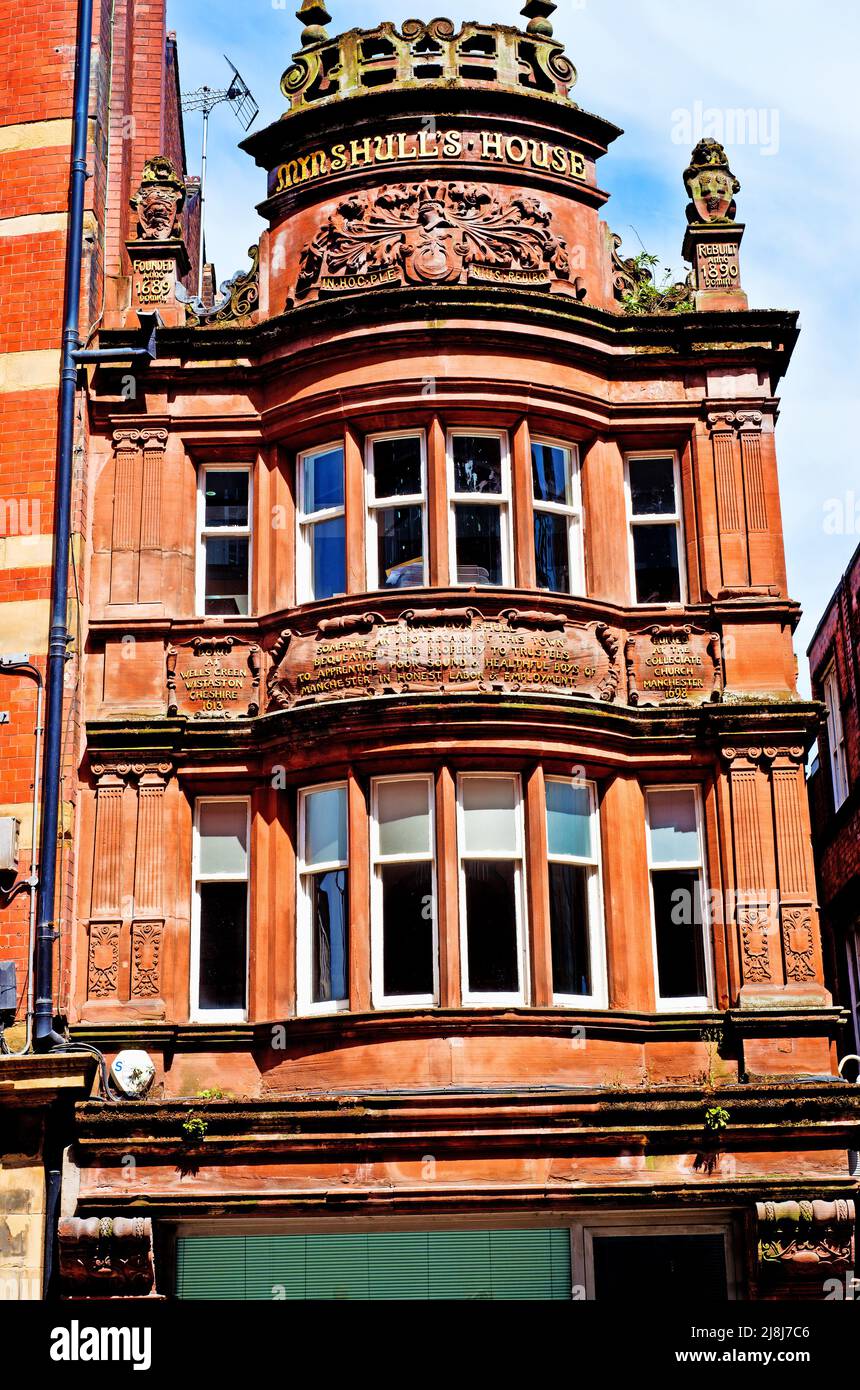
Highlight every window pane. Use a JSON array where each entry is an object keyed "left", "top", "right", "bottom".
[
  {"left": 531, "top": 443, "right": 572, "bottom": 505},
  {"left": 198, "top": 880, "right": 246, "bottom": 1011},
  {"left": 304, "top": 786, "right": 347, "bottom": 866},
  {"left": 311, "top": 869, "right": 349, "bottom": 1003},
  {"left": 549, "top": 862, "right": 592, "bottom": 996},
  {"left": 373, "top": 436, "right": 422, "bottom": 498},
  {"left": 452, "top": 436, "right": 503, "bottom": 495},
  {"left": 311, "top": 515, "right": 346, "bottom": 599},
  {"left": 455, "top": 504, "right": 502, "bottom": 585},
  {"left": 381, "top": 861, "right": 434, "bottom": 996},
  {"left": 302, "top": 447, "right": 344, "bottom": 513},
  {"left": 464, "top": 860, "right": 519, "bottom": 993},
  {"left": 462, "top": 777, "right": 518, "bottom": 854},
  {"left": 652, "top": 868, "right": 707, "bottom": 998},
  {"left": 632, "top": 524, "right": 681, "bottom": 603},
  {"left": 204, "top": 470, "right": 248, "bottom": 528},
  {"left": 546, "top": 780, "right": 592, "bottom": 859},
  {"left": 593, "top": 1234, "right": 727, "bottom": 1302},
  {"left": 377, "top": 779, "right": 430, "bottom": 857},
  {"left": 377, "top": 505, "right": 424, "bottom": 588},
  {"left": 629, "top": 457, "right": 676, "bottom": 516},
  {"left": 198, "top": 801, "right": 248, "bottom": 875},
  {"left": 648, "top": 789, "right": 699, "bottom": 863},
  {"left": 205, "top": 537, "right": 249, "bottom": 615},
  {"left": 534, "top": 511, "right": 570, "bottom": 593}
]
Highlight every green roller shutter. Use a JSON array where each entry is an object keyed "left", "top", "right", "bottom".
[{"left": 176, "top": 1228, "right": 571, "bottom": 1300}]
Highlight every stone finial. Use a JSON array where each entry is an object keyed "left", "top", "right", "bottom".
[
  {"left": 296, "top": 0, "right": 332, "bottom": 48},
  {"left": 130, "top": 155, "right": 186, "bottom": 240},
  {"left": 521, "top": 0, "right": 557, "bottom": 37},
  {"left": 683, "top": 139, "right": 740, "bottom": 224}
]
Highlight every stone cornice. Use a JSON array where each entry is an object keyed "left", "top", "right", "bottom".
[
  {"left": 92, "top": 293, "right": 800, "bottom": 385},
  {"left": 81, "top": 696, "right": 823, "bottom": 773},
  {"left": 69, "top": 1005, "right": 847, "bottom": 1052},
  {"left": 71, "top": 1079, "right": 860, "bottom": 1162}
]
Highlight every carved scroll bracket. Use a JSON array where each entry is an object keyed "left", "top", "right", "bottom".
[
  {"left": 58, "top": 1216, "right": 159, "bottom": 1299},
  {"left": 756, "top": 1199, "right": 855, "bottom": 1276}
]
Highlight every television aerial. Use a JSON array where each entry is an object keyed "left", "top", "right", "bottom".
[{"left": 181, "top": 57, "right": 259, "bottom": 299}]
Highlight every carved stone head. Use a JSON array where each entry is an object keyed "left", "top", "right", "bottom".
[
  {"left": 683, "top": 139, "right": 740, "bottom": 223},
  {"left": 130, "top": 155, "right": 186, "bottom": 240}
]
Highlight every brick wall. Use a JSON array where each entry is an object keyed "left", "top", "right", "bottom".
[{"left": 0, "top": 0, "right": 194, "bottom": 1026}]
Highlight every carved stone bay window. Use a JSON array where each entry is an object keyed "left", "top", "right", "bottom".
[
  {"left": 186, "top": 765, "right": 628, "bottom": 1021},
  {"left": 177, "top": 425, "right": 704, "bottom": 617}
]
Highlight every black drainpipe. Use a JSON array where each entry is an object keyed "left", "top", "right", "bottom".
[{"left": 34, "top": 0, "right": 94, "bottom": 1053}]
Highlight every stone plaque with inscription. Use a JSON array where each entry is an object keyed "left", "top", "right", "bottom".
[
  {"left": 624, "top": 625, "right": 723, "bottom": 706},
  {"left": 167, "top": 636, "right": 261, "bottom": 718},
  {"left": 267, "top": 608, "right": 621, "bottom": 709}
]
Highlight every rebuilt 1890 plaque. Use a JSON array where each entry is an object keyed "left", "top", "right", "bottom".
[{"left": 267, "top": 608, "right": 621, "bottom": 708}]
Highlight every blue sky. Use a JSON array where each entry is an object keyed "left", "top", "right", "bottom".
[{"left": 170, "top": 0, "right": 860, "bottom": 688}]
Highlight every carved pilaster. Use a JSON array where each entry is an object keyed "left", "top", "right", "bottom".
[
  {"left": 86, "top": 761, "right": 173, "bottom": 1012},
  {"left": 770, "top": 747, "right": 826, "bottom": 992},
  {"left": 722, "top": 747, "right": 783, "bottom": 997},
  {"left": 130, "top": 763, "right": 169, "bottom": 1002},
  {"left": 707, "top": 411, "right": 746, "bottom": 588},
  {"left": 137, "top": 427, "right": 168, "bottom": 604},
  {"left": 90, "top": 771, "right": 125, "bottom": 919},
  {"left": 109, "top": 429, "right": 142, "bottom": 604},
  {"left": 737, "top": 412, "right": 773, "bottom": 587}
]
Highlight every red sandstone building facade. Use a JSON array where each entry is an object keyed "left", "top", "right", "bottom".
[
  {"left": 2, "top": 1, "right": 859, "bottom": 1301},
  {"left": 808, "top": 542, "right": 860, "bottom": 1059}
]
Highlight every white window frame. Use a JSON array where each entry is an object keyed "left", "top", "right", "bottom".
[
  {"left": 297, "top": 781, "right": 350, "bottom": 1016},
  {"left": 570, "top": 1210, "right": 742, "bottom": 1301},
  {"left": 296, "top": 441, "right": 346, "bottom": 604},
  {"left": 823, "top": 661, "right": 849, "bottom": 810},
  {"left": 531, "top": 436, "right": 584, "bottom": 596},
  {"left": 370, "top": 774, "right": 438, "bottom": 1008},
  {"left": 624, "top": 451, "right": 687, "bottom": 606},
  {"left": 447, "top": 428, "right": 513, "bottom": 588},
  {"left": 365, "top": 430, "right": 428, "bottom": 591},
  {"left": 190, "top": 796, "right": 250, "bottom": 1023},
  {"left": 544, "top": 776, "right": 607, "bottom": 1007},
  {"left": 195, "top": 464, "right": 252, "bottom": 617},
  {"left": 456, "top": 771, "right": 528, "bottom": 1005},
  {"left": 645, "top": 784, "right": 713, "bottom": 1012}
]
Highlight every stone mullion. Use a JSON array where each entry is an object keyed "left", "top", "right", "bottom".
[
  {"left": 427, "top": 415, "right": 449, "bottom": 587},
  {"left": 524, "top": 762, "right": 552, "bottom": 1006},
  {"left": 511, "top": 418, "right": 535, "bottom": 589},
  {"left": 347, "top": 768, "right": 371, "bottom": 1012},
  {"left": 344, "top": 425, "right": 366, "bottom": 594}
]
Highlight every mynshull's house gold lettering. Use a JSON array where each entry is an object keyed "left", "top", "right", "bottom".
[{"left": 273, "top": 129, "right": 588, "bottom": 194}]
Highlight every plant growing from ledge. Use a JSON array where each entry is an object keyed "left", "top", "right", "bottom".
[
  {"left": 181, "top": 1112, "right": 209, "bottom": 1144},
  {"left": 703, "top": 1104, "right": 731, "bottom": 1134},
  {"left": 615, "top": 249, "right": 694, "bottom": 315},
  {"left": 196, "top": 1088, "right": 227, "bottom": 1101}
]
